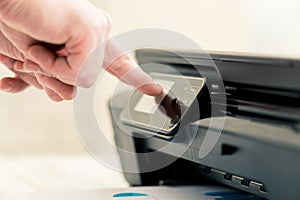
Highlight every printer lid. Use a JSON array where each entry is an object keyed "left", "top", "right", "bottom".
[{"left": 136, "top": 49, "right": 300, "bottom": 92}]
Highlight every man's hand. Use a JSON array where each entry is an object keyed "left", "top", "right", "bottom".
[
  {"left": 0, "top": 27, "right": 75, "bottom": 101},
  {"left": 0, "top": 0, "right": 162, "bottom": 101}
]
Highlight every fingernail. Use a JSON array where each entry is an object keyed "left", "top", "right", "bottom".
[
  {"left": 25, "top": 63, "right": 41, "bottom": 73},
  {"left": 49, "top": 91, "right": 63, "bottom": 102},
  {"left": 1, "top": 82, "right": 13, "bottom": 92},
  {"left": 51, "top": 94, "right": 63, "bottom": 102},
  {"left": 153, "top": 83, "right": 163, "bottom": 94}
]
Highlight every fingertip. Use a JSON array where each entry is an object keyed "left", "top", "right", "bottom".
[
  {"left": 138, "top": 83, "right": 163, "bottom": 96},
  {"left": 13, "top": 61, "right": 25, "bottom": 72},
  {"left": 51, "top": 96, "right": 64, "bottom": 102},
  {"left": 66, "top": 87, "right": 77, "bottom": 101},
  {"left": 44, "top": 87, "right": 63, "bottom": 102},
  {"left": 0, "top": 54, "right": 8, "bottom": 62},
  {"left": 0, "top": 57, "right": 14, "bottom": 69},
  {"left": 63, "top": 87, "right": 76, "bottom": 101},
  {"left": 51, "top": 94, "right": 64, "bottom": 102},
  {"left": 0, "top": 77, "right": 28, "bottom": 93},
  {"left": 0, "top": 79, "right": 13, "bottom": 92}
]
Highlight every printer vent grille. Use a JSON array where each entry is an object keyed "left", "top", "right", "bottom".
[{"left": 211, "top": 82, "right": 300, "bottom": 130}]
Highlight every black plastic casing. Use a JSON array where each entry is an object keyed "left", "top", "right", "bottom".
[{"left": 110, "top": 50, "right": 300, "bottom": 200}]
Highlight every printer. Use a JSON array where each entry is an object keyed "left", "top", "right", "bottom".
[{"left": 109, "top": 49, "right": 300, "bottom": 200}]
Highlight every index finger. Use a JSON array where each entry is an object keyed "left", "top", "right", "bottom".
[{"left": 103, "top": 39, "right": 163, "bottom": 96}]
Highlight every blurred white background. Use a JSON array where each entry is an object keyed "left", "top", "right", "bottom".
[{"left": 0, "top": 0, "right": 299, "bottom": 195}]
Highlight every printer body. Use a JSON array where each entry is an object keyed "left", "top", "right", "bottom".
[{"left": 110, "top": 49, "right": 300, "bottom": 200}]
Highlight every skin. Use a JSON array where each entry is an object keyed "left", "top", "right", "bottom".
[{"left": 0, "top": 0, "right": 162, "bottom": 101}]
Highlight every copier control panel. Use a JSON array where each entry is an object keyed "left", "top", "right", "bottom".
[{"left": 120, "top": 73, "right": 206, "bottom": 136}]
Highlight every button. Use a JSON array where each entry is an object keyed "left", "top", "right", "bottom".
[
  {"left": 184, "top": 86, "right": 197, "bottom": 95},
  {"left": 170, "top": 115, "right": 180, "bottom": 127}
]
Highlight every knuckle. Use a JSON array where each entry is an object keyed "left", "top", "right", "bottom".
[
  {"left": 102, "top": 11, "right": 112, "bottom": 31},
  {"left": 39, "top": 74, "right": 48, "bottom": 82},
  {"left": 36, "top": 74, "right": 50, "bottom": 85},
  {"left": 109, "top": 55, "right": 132, "bottom": 75},
  {"left": 78, "top": 77, "right": 95, "bottom": 88},
  {"left": 94, "top": 11, "right": 112, "bottom": 40},
  {"left": 76, "top": 71, "right": 97, "bottom": 88}
]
